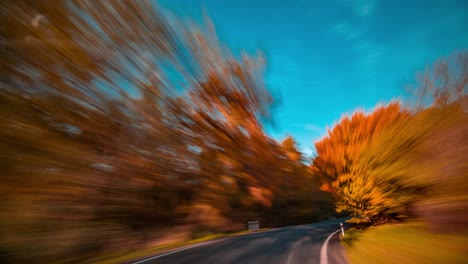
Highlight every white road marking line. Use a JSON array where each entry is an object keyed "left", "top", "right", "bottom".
[
  {"left": 132, "top": 240, "right": 223, "bottom": 264},
  {"left": 319, "top": 229, "right": 340, "bottom": 264},
  {"left": 287, "top": 236, "right": 308, "bottom": 264},
  {"left": 286, "top": 241, "right": 298, "bottom": 264},
  {"left": 133, "top": 227, "right": 280, "bottom": 263},
  {"left": 132, "top": 221, "right": 347, "bottom": 264},
  {"left": 286, "top": 249, "right": 294, "bottom": 264}
]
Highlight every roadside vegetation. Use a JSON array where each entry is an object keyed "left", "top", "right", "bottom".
[
  {"left": 2, "top": 1, "right": 466, "bottom": 263},
  {"left": 311, "top": 52, "right": 467, "bottom": 262},
  {"left": 1, "top": 1, "right": 334, "bottom": 263},
  {"left": 343, "top": 223, "right": 468, "bottom": 264}
]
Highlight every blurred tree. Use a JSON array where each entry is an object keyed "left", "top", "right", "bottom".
[
  {"left": 1, "top": 1, "right": 329, "bottom": 262},
  {"left": 1, "top": 0, "right": 268, "bottom": 261},
  {"left": 407, "top": 51, "right": 468, "bottom": 110},
  {"left": 311, "top": 102, "right": 408, "bottom": 194},
  {"left": 358, "top": 51, "right": 468, "bottom": 228},
  {"left": 311, "top": 51, "right": 467, "bottom": 225}
]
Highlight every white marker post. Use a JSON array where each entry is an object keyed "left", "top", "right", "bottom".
[{"left": 340, "top": 223, "right": 345, "bottom": 237}]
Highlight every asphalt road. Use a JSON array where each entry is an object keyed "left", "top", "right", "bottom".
[{"left": 131, "top": 218, "right": 350, "bottom": 264}]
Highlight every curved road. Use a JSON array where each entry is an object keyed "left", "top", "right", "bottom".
[{"left": 130, "top": 219, "right": 350, "bottom": 264}]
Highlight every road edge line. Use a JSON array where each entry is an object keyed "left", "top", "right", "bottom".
[
  {"left": 131, "top": 239, "right": 223, "bottom": 264},
  {"left": 319, "top": 229, "right": 341, "bottom": 264},
  {"left": 129, "top": 227, "right": 277, "bottom": 264}
]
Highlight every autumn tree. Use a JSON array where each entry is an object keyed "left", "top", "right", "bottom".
[
  {"left": 0, "top": 0, "right": 277, "bottom": 262},
  {"left": 357, "top": 51, "right": 468, "bottom": 228},
  {"left": 311, "top": 102, "right": 408, "bottom": 193},
  {"left": 1, "top": 1, "right": 331, "bottom": 262},
  {"left": 310, "top": 51, "right": 467, "bottom": 225}
]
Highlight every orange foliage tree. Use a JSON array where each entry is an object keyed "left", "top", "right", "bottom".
[
  {"left": 311, "top": 102, "right": 408, "bottom": 193},
  {"left": 1, "top": 1, "right": 332, "bottom": 262},
  {"left": 310, "top": 51, "right": 467, "bottom": 225}
]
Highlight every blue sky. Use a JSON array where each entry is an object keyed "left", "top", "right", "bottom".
[{"left": 158, "top": 0, "right": 468, "bottom": 156}]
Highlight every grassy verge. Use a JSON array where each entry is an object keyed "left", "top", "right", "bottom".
[
  {"left": 88, "top": 228, "right": 270, "bottom": 264},
  {"left": 342, "top": 222, "right": 468, "bottom": 264}
]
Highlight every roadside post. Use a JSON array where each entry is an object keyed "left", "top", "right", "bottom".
[
  {"left": 340, "top": 222, "right": 345, "bottom": 237},
  {"left": 248, "top": 221, "right": 259, "bottom": 232}
]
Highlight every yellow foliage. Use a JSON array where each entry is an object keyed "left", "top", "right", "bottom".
[{"left": 311, "top": 52, "right": 467, "bottom": 224}]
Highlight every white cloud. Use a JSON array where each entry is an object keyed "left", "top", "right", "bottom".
[
  {"left": 330, "top": 1, "right": 387, "bottom": 85},
  {"left": 333, "top": 0, "right": 378, "bottom": 17},
  {"left": 352, "top": 0, "right": 378, "bottom": 17},
  {"left": 304, "top": 124, "right": 323, "bottom": 132},
  {"left": 332, "top": 21, "right": 363, "bottom": 41},
  {"left": 293, "top": 123, "right": 324, "bottom": 132}
]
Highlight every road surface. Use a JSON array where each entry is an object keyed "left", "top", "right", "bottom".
[{"left": 130, "top": 219, "right": 350, "bottom": 264}]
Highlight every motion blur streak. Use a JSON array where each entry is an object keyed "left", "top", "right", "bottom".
[
  {"left": 1, "top": 1, "right": 333, "bottom": 263},
  {"left": 311, "top": 52, "right": 468, "bottom": 230},
  {"left": 2, "top": 1, "right": 467, "bottom": 263}
]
